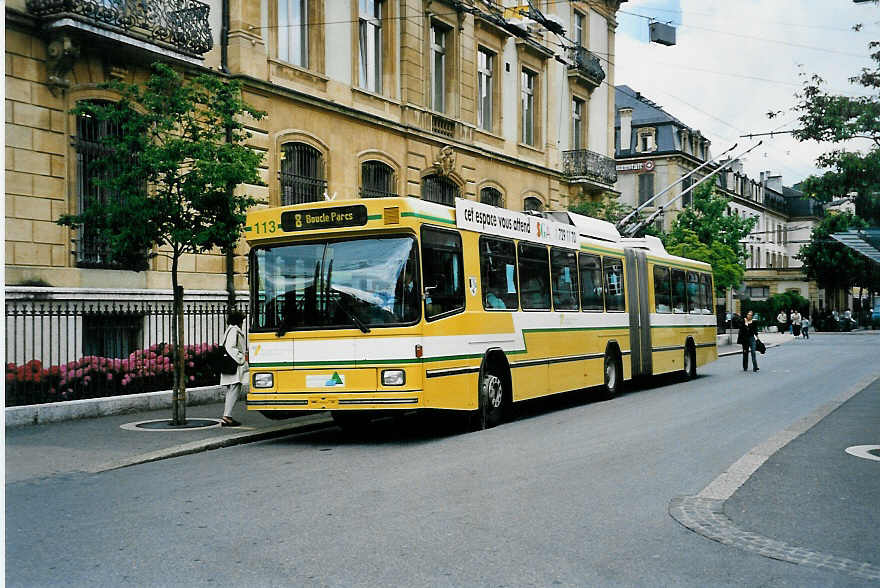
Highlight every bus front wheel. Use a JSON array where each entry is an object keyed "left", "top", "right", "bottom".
[{"left": 475, "top": 368, "right": 507, "bottom": 430}]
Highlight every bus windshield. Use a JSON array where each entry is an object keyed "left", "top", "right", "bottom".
[{"left": 252, "top": 235, "right": 420, "bottom": 333}]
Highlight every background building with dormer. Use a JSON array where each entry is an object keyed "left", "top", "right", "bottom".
[{"left": 612, "top": 85, "right": 828, "bottom": 316}]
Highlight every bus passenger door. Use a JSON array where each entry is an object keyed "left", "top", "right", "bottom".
[{"left": 624, "top": 249, "right": 652, "bottom": 378}]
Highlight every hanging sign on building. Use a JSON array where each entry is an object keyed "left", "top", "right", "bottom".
[
  {"left": 616, "top": 160, "right": 655, "bottom": 174},
  {"left": 455, "top": 198, "right": 579, "bottom": 249}
]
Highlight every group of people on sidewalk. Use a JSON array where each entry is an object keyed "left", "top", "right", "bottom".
[{"left": 776, "top": 309, "right": 811, "bottom": 339}]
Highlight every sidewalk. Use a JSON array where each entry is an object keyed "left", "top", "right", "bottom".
[{"left": 5, "top": 400, "right": 332, "bottom": 483}]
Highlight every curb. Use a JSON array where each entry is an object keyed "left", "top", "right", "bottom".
[
  {"left": 86, "top": 412, "right": 335, "bottom": 473},
  {"left": 5, "top": 384, "right": 237, "bottom": 428}
]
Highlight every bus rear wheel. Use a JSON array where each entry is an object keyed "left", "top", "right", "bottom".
[
  {"left": 683, "top": 344, "right": 697, "bottom": 380},
  {"left": 599, "top": 352, "right": 621, "bottom": 400}
]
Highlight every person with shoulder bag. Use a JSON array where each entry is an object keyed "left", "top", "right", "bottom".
[
  {"left": 219, "top": 310, "right": 248, "bottom": 427},
  {"left": 737, "top": 310, "right": 760, "bottom": 372}
]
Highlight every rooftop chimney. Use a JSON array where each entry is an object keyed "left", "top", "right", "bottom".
[{"left": 619, "top": 108, "right": 633, "bottom": 152}]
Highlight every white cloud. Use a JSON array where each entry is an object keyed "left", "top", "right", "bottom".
[{"left": 615, "top": 0, "right": 878, "bottom": 187}]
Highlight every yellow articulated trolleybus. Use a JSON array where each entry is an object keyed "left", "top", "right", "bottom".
[{"left": 245, "top": 197, "right": 717, "bottom": 430}]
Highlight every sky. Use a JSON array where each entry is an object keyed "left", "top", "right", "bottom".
[{"left": 613, "top": 0, "right": 879, "bottom": 187}]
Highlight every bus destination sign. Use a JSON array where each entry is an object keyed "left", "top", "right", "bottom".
[
  {"left": 280, "top": 205, "right": 368, "bottom": 232},
  {"left": 455, "top": 198, "right": 579, "bottom": 249}
]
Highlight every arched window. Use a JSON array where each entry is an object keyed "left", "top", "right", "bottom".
[
  {"left": 280, "top": 142, "right": 326, "bottom": 205},
  {"left": 421, "top": 174, "right": 459, "bottom": 206},
  {"left": 360, "top": 160, "right": 396, "bottom": 198},
  {"left": 523, "top": 196, "right": 543, "bottom": 212},
  {"left": 480, "top": 186, "right": 503, "bottom": 207}
]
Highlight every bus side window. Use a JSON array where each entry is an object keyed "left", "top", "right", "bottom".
[
  {"left": 480, "top": 236, "right": 517, "bottom": 310},
  {"left": 687, "top": 272, "right": 700, "bottom": 314},
  {"left": 550, "top": 247, "right": 579, "bottom": 311},
  {"left": 653, "top": 265, "right": 671, "bottom": 313},
  {"left": 701, "top": 273, "right": 714, "bottom": 314},
  {"left": 421, "top": 226, "right": 465, "bottom": 320},
  {"left": 603, "top": 256, "right": 625, "bottom": 312},
  {"left": 579, "top": 253, "right": 603, "bottom": 311},
  {"left": 671, "top": 269, "right": 686, "bottom": 313},
  {"left": 518, "top": 242, "right": 551, "bottom": 310}
]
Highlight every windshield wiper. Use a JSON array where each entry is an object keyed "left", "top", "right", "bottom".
[{"left": 329, "top": 288, "right": 370, "bottom": 333}]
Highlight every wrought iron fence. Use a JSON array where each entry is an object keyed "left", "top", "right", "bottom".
[
  {"left": 26, "top": 0, "right": 213, "bottom": 56},
  {"left": 5, "top": 301, "right": 248, "bottom": 407},
  {"left": 567, "top": 46, "right": 605, "bottom": 86}
]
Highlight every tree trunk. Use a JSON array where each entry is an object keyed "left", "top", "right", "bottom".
[
  {"left": 171, "top": 255, "right": 187, "bottom": 425},
  {"left": 225, "top": 247, "right": 236, "bottom": 314}
]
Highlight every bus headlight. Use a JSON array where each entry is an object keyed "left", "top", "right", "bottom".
[
  {"left": 382, "top": 369, "right": 406, "bottom": 386},
  {"left": 253, "top": 372, "right": 274, "bottom": 388}
]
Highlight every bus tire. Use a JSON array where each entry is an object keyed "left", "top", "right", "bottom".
[
  {"left": 683, "top": 343, "right": 697, "bottom": 380},
  {"left": 331, "top": 410, "right": 372, "bottom": 433},
  {"left": 475, "top": 366, "right": 508, "bottom": 430},
  {"left": 599, "top": 351, "right": 621, "bottom": 400}
]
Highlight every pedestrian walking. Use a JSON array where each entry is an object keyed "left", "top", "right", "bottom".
[
  {"left": 791, "top": 309, "right": 802, "bottom": 338},
  {"left": 801, "top": 315, "right": 810, "bottom": 340},
  {"left": 219, "top": 310, "right": 248, "bottom": 427},
  {"left": 738, "top": 310, "right": 760, "bottom": 372},
  {"left": 776, "top": 309, "right": 788, "bottom": 334}
]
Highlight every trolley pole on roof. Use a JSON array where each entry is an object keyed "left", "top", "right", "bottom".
[
  {"left": 622, "top": 141, "right": 763, "bottom": 237},
  {"left": 616, "top": 142, "right": 739, "bottom": 230}
]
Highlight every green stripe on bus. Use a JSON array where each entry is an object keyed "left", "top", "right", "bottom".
[{"left": 401, "top": 212, "right": 457, "bottom": 225}]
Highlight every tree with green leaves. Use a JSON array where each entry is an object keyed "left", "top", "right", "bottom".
[
  {"left": 774, "top": 40, "right": 880, "bottom": 224},
  {"left": 797, "top": 211, "right": 869, "bottom": 303},
  {"left": 663, "top": 182, "right": 757, "bottom": 295},
  {"left": 58, "top": 63, "right": 265, "bottom": 425}
]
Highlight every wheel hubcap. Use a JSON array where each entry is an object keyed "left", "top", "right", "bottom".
[
  {"left": 685, "top": 350, "right": 692, "bottom": 374},
  {"left": 606, "top": 360, "right": 616, "bottom": 390},
  {"left": 484, "top": 375, "right": 503, "bottom": 409}
]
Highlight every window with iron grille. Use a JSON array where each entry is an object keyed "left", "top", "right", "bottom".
[
  {"left": 360, "top": 160, "right": 396, "bottom": 198},
  {"left": 523, "top": 196, "right": 543, "bottom": 212},
  {"left": 83, "top": 312, "right": 143, "bottom": 359},
  {"left": 480, "top": 187, "right": 503, "bottom": 208},
  {"left": 421, "top": 174, "right": 459, "bottom": 206},
  {"left": 74, "top": 101, "right": 131, "bottom": 268},
  {"left": 280, "top": 142, "right": 326, "bottom": 205}
]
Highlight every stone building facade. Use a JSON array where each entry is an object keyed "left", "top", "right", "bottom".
[{"left": 5, "top": 0, "right": 625, "bottom": 304}]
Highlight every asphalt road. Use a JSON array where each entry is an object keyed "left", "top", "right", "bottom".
[{"left": 7, "top": 333, "right": 880, "bottom": 587}]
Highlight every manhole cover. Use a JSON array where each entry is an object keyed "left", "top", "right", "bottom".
[{"left": 121, "top": 419, "right": 221, "bottom": 431}]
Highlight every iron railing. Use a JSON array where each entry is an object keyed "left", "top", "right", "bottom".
[
  {"left": 5, "top": 301, "right": 247, "bottom": 406},
  {"left": 27, "top": 0, "right": 213, "bottom": 56},
  {"left": 567, "top": 46, "right": 605, "bottom": 87},
  {"left": 561, "top": 149, "right": 618, "bottom": 186}
]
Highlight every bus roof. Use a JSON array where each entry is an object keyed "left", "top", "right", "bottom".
[{"left": 245, "top": 197, "right": 712, "bottom": 271}]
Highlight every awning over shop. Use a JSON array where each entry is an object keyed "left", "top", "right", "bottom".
[{"left": 830, "top": 229, "right": 880, "bottom": 265}]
